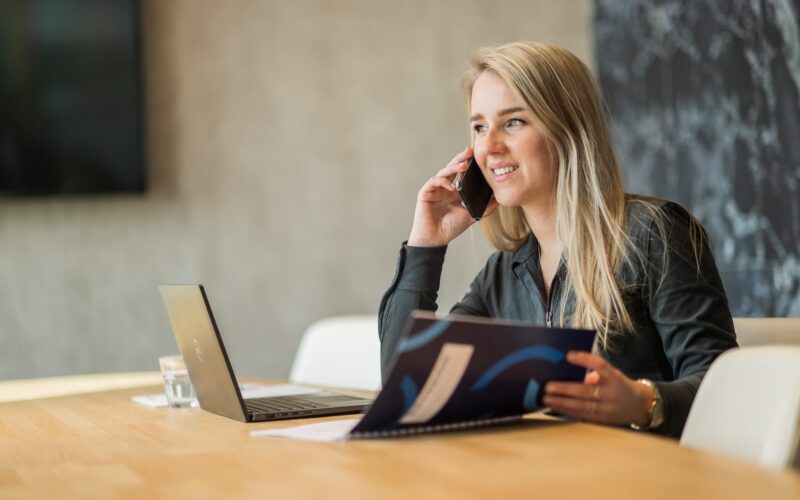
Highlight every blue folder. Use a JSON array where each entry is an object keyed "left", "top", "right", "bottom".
[{"left": 350, "top": 311, "right": 596, "bottom": 437}]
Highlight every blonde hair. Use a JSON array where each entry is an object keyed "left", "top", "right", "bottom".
[{"left": 461, "top": 41, "right": 647, "bottom": 349}]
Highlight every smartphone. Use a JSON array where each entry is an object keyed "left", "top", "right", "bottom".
[{"left": 454, "top": 157, "right": 494, "bottom": 221}]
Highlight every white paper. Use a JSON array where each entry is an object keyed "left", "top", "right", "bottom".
[
  {"left": 236, "top": 383, "right": 321, "bottom": 399},
  {"left": 399, "top": 342, "right": 474, "bottom": 424},
  {"left": 131, "top": 393, "right": 175, "bottom": 407},
  {"left": 250, "top": 419, "right": 360, "bottom": 441},
  {"left": 131, "top": 383, "right": 321, "bottom": 408}
]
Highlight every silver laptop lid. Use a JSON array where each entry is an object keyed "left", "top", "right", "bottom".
[{"left": 158, "top": 284, "right": 248, "bottom": 422}]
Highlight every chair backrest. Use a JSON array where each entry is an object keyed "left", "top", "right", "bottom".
[
  {"left": 733, "top": 317, "right": 800, "bottom": 347},
  {"left": 289, "top": 315, "right": 381, "bottom": 391},
  {"left": 680, "top": 346, "right": 800, "bottom": 470}
]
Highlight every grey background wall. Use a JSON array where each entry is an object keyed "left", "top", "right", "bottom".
[
  {"left": 0, "top": 0, "right": 593, "bottom": 380},
  {"left": 594, "top": 0, "right": 800, "bottom": 316}
]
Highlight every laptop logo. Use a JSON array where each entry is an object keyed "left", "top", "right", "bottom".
[{"left": 193, "top": 339, "right": 204, "bottom": 362}]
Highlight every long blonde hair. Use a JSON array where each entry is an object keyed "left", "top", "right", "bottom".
[{"left": 461, "top": 41, "right": 642, "bottom": 349}]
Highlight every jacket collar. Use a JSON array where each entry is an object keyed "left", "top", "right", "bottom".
[{"left": 511, "top": 232, "right": 539, "bottom": 265}]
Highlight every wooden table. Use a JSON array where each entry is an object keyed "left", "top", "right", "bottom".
[{"left": 1, "top": 376, "right": 798, "bottom": 500}]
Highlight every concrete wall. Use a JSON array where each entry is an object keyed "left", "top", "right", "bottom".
[{"left": 0, "top": 0, "right": 592, "bottom": 380}]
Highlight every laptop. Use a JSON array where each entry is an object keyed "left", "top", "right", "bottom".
[{"left": 158, "top": 284, "right": 373, "bottom": 422}]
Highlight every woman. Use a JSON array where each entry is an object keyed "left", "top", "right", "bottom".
[{"left": 378, "top": 41, "right": 737, "bottom": 438}]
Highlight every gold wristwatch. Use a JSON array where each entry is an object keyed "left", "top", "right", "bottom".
[{"left": 630, "top": 379, "right": 664, "bottom": 430}]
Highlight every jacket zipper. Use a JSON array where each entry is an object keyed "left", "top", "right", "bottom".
[
  {"left": 545, "top": 275, "right": 559, "bottom": 328},
  {"left": 525, "top": 261, "right": 560, "bottom": 328}
]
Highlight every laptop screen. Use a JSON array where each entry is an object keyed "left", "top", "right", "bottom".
[{"left": 159, "top": 285, "right": 248, "bottom": 422}]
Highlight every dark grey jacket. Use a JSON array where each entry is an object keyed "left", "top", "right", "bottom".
[{"left": 378, "top": 198, "right": 737, "bottom": 438}]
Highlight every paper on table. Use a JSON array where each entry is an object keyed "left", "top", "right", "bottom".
[
  {"left": 131, "top": 383, "right": 320, "bottom": 408},
  {"left": 250, "top": 419, "right": 360, "bottom": 441},
  {"left": 131, "top": 393, "right": 181, "bottom": 408},
  {"left": 237, "top": 383, "right": 320, "bottom": 399}
]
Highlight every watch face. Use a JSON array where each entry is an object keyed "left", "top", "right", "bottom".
[
  {"left": 631, "top": 378, "right": 664, "bottom": 430},
  {"left": 650, "top": 393, "right": 665, "bottom": 429}
]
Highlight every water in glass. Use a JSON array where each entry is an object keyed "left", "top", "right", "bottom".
[{"left": 163, "top": 370, "right": 196, "bottom": 408}]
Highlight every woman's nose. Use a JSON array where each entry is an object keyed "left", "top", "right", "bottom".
[{"left": 484, "top": 127, "right": 507, "bottom": 154}]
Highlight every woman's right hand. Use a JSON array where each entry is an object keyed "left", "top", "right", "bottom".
[{"left": 407, "top": 147, "right": 497, "bottom": 247}]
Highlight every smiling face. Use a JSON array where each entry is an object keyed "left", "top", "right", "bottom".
[{"left": 469, "top": 71, "right": 557, "bottom": 212}]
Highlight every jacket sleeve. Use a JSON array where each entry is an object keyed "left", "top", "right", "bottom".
[
  {"left": 378, "top": 243, "right": 490, "bottom": 380},
  {"left": 644, "top": 202, "right": 738, "bottom": 438}
]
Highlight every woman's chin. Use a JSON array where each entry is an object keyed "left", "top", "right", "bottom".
[{"left": 493, "top": 193, "right": 522, "bottom": 208}]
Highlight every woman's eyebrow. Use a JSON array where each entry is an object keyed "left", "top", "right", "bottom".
[{"left": 469, "top": 106, "right": 526, "bottom": 122}]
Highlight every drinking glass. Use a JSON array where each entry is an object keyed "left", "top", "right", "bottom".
[{"left": 158, "top": 355, "right": 197, "bottom": 408}]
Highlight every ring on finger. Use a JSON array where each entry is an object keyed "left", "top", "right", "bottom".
[{"left": 592, "top": 385, "right": 601, "bottom": 401}]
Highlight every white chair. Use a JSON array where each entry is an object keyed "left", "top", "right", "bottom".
[
  {"left": 289, "top": 315, "right": 382, "bottom": 391},
  {"left": 680, "top": 346, "right": 800, "bottom": 469},
  {"left": 733, "top": 317, "right": 800, "bottom": 347}
]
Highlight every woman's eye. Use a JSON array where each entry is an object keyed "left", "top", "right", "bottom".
[
  {"left": 472, "top": 124, "right": 488, "bottom": 134},
  {"left": 507, "top": 118, "right": 525, "bottom": 127}
]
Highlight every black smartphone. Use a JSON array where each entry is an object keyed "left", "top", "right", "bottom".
[{"left": 454, "top": 157, "right": 494, "bottom": 221}]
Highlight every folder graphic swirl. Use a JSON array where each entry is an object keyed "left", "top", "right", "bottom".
[{"left": 348, "top": 311, "right": 597, "bottom": 438}]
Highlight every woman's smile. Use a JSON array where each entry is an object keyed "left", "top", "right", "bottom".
[{"left": 489, "top": 163, "right": 519, "bottom": 180}]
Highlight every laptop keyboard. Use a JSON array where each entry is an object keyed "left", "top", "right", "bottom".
[{"left": 245, "top": 396, "right": 327, "bottom": 416}]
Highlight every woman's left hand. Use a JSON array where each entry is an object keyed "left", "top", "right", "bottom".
[{"left": 543, "top": 351, "right": 654, "bottom": 427}]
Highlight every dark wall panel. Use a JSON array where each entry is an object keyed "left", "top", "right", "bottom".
[{"left": 593, "top": 0, "right": 800, "bottom": 316}]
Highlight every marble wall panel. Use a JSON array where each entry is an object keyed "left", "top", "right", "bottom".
[{"left": 593, "top": 0, "right": 800, "bottom": 316}]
